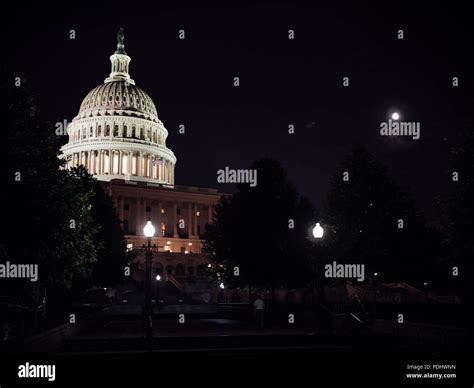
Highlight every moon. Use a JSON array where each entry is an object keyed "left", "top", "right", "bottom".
[{"left": 391, "top": 112, "right": 400, "bottom": 120}]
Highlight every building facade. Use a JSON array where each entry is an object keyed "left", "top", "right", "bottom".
[{"left": 60, "top": 29, "right": 224, "bottom": 301}]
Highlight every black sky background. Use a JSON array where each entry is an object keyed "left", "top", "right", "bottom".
[{"left": 4, "top": 2, "right": 472, "bottom": 221}]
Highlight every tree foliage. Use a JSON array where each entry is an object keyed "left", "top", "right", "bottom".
[
  {"left": 203, "top": 159, "right": 316, "bottom": 297},
  {"left": 1, "top": 68, "right": 127, "bottom": 325},
  {"left": 323, "top": 144, "right": 436, "bottom": 284}
]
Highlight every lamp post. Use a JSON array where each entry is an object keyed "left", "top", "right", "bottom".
[
  {"left": 311, "top": 222, "right": 325, "bottom": 305},
  {"left": 311, "top": 222, "right": 329, "bottom": 335},
  {"left": 372, "top": 272, "right": 378, "bottom": 317},
  {"left": 143, "top": 220, "right": 155, "bottom": 342},
  {"left": 156, "top": 274, "right": 161, "bottom": 310}
]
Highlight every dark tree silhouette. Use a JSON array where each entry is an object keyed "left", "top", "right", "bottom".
[
  {"left": 323, "top": 144, "right": 435, "bottom": 285},
  {"left": 0, "top": 68, "right": 128, "bottom": 331},
  {"left": 203, "top": 159, "right": 316, "bottom": 304}
]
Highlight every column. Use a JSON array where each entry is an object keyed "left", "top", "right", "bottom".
[
  {"left": 98, "top": 151, "right": 103, "bottom": 174},
  {"left": 129, "top": 151, "right": 133, "bottom": 175},
  {"left": 118, "top": 150, "right": 122, "bottom": 175},
  {"left": 135, "top": 198, "right": 142, "bottom": 235},
  {"left": 192, "top": 203, "right": 198, "bottom": 236},
  {"left": 187, "top": 203, "right": 193, "bottom": 237},
  {"left": 171, "top": 164, "right": 174, "bottom": 184},
  {"left": 208, "top": 205, "right": 213, "bottom": 224},
  {"left": 173, "top": 203, "right": 178, "bottom": 238},
  {"left": 143, "top": 199, "right": 147, "bottom": 223},
  {"left": 90, "top": 151, "right": 95, "bottom": 174},
  {"left": 157, "top": 201, "right": 162, "bottom": 235},
  {"left": 138, "top": 152, "right": 143, "bottom": 177},
  {"left": 118, "top": 196, "right": 124, "bottom": 222},
  {"left": 108, "top": 150, "right": 113, "bottom": 175},
  {"left": 148, "top": 155, "right": 153, "bottom": 178}
]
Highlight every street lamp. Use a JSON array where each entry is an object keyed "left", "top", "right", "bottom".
[
  {"left": 312, "top": 222, "right": 324, "bottom": 239},
  {"left": 311, "top": 222, "right": 326, "bottom": 307},
  {"left": 143, "top": 220, "right": 155, "bottom": 342}
]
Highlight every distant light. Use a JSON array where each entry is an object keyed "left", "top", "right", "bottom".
[
  {"left": 161, "top": 208, "right": 165, "bottom": 214},
  {"left": 423, "top": 281, "right": 428, "bottom": 286},
  {"left": 196, "top": 211, "right": 200, "bottom": 216},
  {"left": 374, "top": 272, "right": 378, "bottom": 277},
  {"left": 156, "top": 274, "right": 161, "bottom": 281},
  {"left": 391, "top": 112, "right": 400, "bottom": 120},
  {"left": 185, "top": 250, "right": 189, "bottom": 254},
  {"left": 188, "top": 242, "right": 192, "bottom": 246},
  {"left": 143, "top": 220, "right": 155, "bottom": 238},
  {"left": 208, "top": 264, "right": 212, "bottom": 268},
  {"left": 219, "top": 283, "right": 225, "bottom": 289},
  {"left": 166, "top": 241, "right": 171, "bottom": 245},
  {"left": 312, "top": 223, "right": 324, "bottom": 239}
]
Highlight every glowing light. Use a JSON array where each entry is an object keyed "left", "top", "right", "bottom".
[
  {"left": 219, "top": 283, "right": 225, "bottom": 289},
  {"left": 312, "top": 223, "right": 324, "bottom": 239},
  {"left": 156, "top": 274, "right": 161, "bottom": 281},
  {"left": 391, "top": 112, "right": 400, "bottom": 120},
  {"left": 143, "top": 220, "right": 155, "bottom": 238}
]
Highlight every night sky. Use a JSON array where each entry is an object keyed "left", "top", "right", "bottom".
[{"left": 4, "top": 2, "right": 472, "bottom": 219}]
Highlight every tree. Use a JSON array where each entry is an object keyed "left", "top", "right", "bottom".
[
  {"left": 88, "top": 178, "right": 131, "bottom": 288},
  {"left": 203, "top": 159, "right": 316, "bottom": 304},
  {"left": 442, "top": 126, "right": 474, "bottom": 336},
  {"left": 323, "top": 144, "right": 434, "bottom": 284},
  {"left": 0, "top": 68, "right": 128, "bottom": 330}
]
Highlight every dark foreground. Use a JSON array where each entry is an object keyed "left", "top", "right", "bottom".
[{"left": 1, "top": 303, "right": 472, "bottom": 386}]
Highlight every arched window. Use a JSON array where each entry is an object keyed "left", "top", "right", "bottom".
[
  {"left": 188, "top": 266, "right": 195, "bottom": 276},
  {"left": 98, "top": 125, "right": 102, "bottom": 137},
  {"left": 124, "top": 125, "right": 128, "bottom": 137},
  {"left": 154, "top": 263, "right": 163, "bottom": 276},
  {"left": 166, "top": 265, "right": 173, "bottom": 275},
  {"left": 175, "top": 264, "right": 185, "bottom": 277},
  {"left": 105, "top": 125, "right": 110, "bottom": 137},
  {"left": 132, "top": 126, "right": 137, "bottom": 138},
  {"left": 114, "top": 125, "right": 119, "bottom": 137}
]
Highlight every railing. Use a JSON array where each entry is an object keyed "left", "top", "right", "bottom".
[{"left": 167, "top": 274, "right": 184, "bottom": 292}]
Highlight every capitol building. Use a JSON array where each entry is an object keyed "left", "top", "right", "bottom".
[{"left": 60, "top": 30, "right": 224, "bottom": 301}]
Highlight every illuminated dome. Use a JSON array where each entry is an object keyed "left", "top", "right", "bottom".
[
  {"left": 76, "top": 81, "right": 159, "bottom": 122},
  {"left": 60, "top": 28, "right": 177, "bottom": 185}
]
